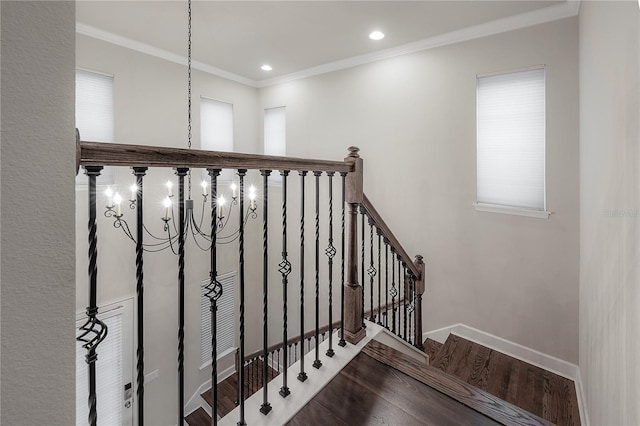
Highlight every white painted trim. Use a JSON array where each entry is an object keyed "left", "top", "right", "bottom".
[
  {"left": 473, "top": 203, "right": 551, "bottom": 219},
  {"left": 77, "top": 2, "right": 579, "bottom": 89},
  {"left": 257, "top": 1, "right": 580, "bottom": 88},
  {"left": 76, "top": 22, "right": 258, "bottom": 88},
  {"left": 423, "top": 323, "right": 588, "bottom": 425},
  {"left": 199, "top": 346, "right": 237, "bottom": 371},
  {"left": 184, "top": 363, "right": 236, "bottom": 419}
]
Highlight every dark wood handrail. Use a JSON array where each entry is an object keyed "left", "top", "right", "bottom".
[
  {"left": 77, "top": 140, "right": 353, "bottom": 174},
  {"left": 242, "top": 298, "right": 408, "bottom": 363},
  {"left": 361, "top": 193, "right": 420, "bottom": 278}
]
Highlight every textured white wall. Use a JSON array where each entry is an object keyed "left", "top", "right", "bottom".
[
  {"left": 579, "top": 2, "right": 640, "bottom": 424},
  {"left": 259, "top": 17, "right": 580, "bottom": 363},
  {"left": 1, "top": 2, "right": 76, "bottom": 424}
]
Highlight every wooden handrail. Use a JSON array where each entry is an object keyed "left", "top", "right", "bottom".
[
  {"left": 243, "top": 298, "right": 409, "bottom": 363},
  {"left": 361, "top": 194, "right": 420, "bottom": 278},
  {"left": 77, "top": 140, "right": 353, "bottom": 174}
]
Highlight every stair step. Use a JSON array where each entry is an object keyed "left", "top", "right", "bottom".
[
  {"left": 422, "top": 338, "right": 443, "bottom": 363},
  {"left": 185, "top": 407, "right": 211, "bottom": 426},
  {"left": 362, "top": 339, "right": 552, "bottom": 426},
  {"left": 431, "top": 334, "right": 581, "bottom": 426}
]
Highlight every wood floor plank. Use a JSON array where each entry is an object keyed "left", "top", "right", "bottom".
[
  {"left": 423, "top": 338, "right": 443, "bottom": 364},
  {"left": 362, "top": 339, "right": 552, "bottom": 426},
  {"left": 432, "top": 334, "right": 581, "bottom": 426},
  {"left": 185, "top": 407, "right": 211, "bottom": 426}
]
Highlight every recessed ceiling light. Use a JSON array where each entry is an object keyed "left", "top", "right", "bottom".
[
  {"left": 369, "top": 31, "right": 385, "bottom": 41},
  {"left": 261, "top": 64, "right": 273, "bottom": 71}
]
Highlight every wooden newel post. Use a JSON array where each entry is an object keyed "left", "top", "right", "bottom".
[
  {"left": 343, "top": 146, "right": 366, "bottom": 344},
  {"left": 414, "top": 255, "right": 425, "bottom": 350}
]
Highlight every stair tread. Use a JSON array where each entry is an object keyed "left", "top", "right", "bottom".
[
  {"left": 422, "top": 338, "right": 443, "bottom": 363},
  {"left": 185, "top": 407, "right": 211, "bottom": 426},
  {"left": 431, "top": 334, "right": 581, "bottom": 426},
  {"left": 362, "top": 339, "right": 553, "bottom": 426}
]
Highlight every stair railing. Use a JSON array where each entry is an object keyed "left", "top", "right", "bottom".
[{"left": 76, "top": 137, "right": 424, "bottom": 426}]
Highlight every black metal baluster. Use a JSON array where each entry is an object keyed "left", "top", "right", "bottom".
[
  {"left": 237, "top": 169, "right": 247, "bottom": 425},
  {"left": 176, "top": 167, "right": 188, "bottom": 425},
  {"left": 367, "top": 217, "right": 376, "bottom": 322},
  {"left": 360, "top": 206, "right": 366, "bottom": 327},
  {"left": 384, "top": 239, "right": 389, "bottom": 329},
  {"left": 391, "top": 247, "right": 397, "bottom": 334},
  {"left": 338, "top": 172, "right": 347, "bottom": 347},
  {"left": 403, "top": 265, "right": 408, "bottom": 342},
  {"left": 326, "top": 172, "right": 336, "bottom": 357},
  {"left": 78, "top": 166, "right": 108, "bottom": 426},
  {"left": 397, "top": 255, "right": 403, "bottom": 339},
  {"left": 376, "top": 230, "right": 382, "bottom": 325},
  {"left": 132, "top": 167, "right": 147, "bottom": 425},
  {"left": 313, "top": 171, "right": 322, "bottom": 369},
  {"left": 279, "top": 170, "right": 291, "bottom": 398},
  {"left": 298, "top": 171, "right": 308, "bottom": 382},
  {"left": 260, "top": 170, "right": 272, "bottom": 414},
  {"left": 206, "top": 169, "right": 222, "bottom": 426}
]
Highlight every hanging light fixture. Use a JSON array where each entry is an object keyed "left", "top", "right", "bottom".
[{"left": 102, "top": 0, "right": 257, "bottom": 252}]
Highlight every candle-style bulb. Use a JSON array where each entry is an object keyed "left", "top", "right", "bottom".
[
  {"left": 217, "top": 195, "right": 226, "bottom": 219},
  {"left": 130, "top": 184, "right": 138, "bottom": 200},
  {"left": 166, "top": 180, "right": 173, "bottom": 196},
  {"left": 105, "top": 186, "right": 114, "bottom": 207},
  {"left": 113, "top": 192, "right": 123, "bottom": 216},
  {"left": 230, "top": 182, "right": 237, "bottom": 198},
  {"left": 163, "top": 196, "right": 172, "bottom": 220},
  {"left": 200, "top": 180, "right": 208, "bottom": 196},
  {"left": 249, "top": 185, "right": 256, "bottom": 209}
]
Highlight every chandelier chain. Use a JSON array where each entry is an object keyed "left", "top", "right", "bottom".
[{"left": 187, "top": 0, "right": 192, "bottom": 196}]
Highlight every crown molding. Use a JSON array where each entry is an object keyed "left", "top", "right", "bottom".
[
  {"left": 76, "top": 22, "right": 258, "bottom": 88},
  {"left": 77, "top": 1, "right": 580, "bottom": 90},
  {"left": 257, "top": 0, "right": 580, "bottom": 88}
]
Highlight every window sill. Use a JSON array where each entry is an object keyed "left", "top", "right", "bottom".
[{"left": 473, "top": 203, "right": 551, "bottom": 219}]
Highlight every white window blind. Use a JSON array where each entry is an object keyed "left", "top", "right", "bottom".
[
  {"left": 76, "top": 69, "right": 114, "bottom": 185},
  {"left": 76, "top": 313, "right": 123, "bottom": 426},
  {"left": 264, "top": 107, "right": 286, "bottom": 156},
  {"left": 201, "top": 98, "right": 233, "bottom": 152},
  {"left": 477, "top": 67, "right": 546, "bottom": 211},
  {"left": 201, "top": 273, "right": 235, "bottom": 366}
]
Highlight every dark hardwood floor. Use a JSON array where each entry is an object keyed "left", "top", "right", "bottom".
[
  {"left": 286, "top": 350, "right": 500, "bottom": 426},
  {"left": 431, "top": 334, "right": 581, "bottom": 426},
  {"left": 423, "top": 338, "right": 443, "bottom": 364},
  {"left": 201, "top": 358, "right": 279, "bottom": 419},
  {"left": 184, "top": 407, "right": 210, "bottom": 426}
]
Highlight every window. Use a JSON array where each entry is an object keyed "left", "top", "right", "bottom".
[
  {"left": 476, "top": 67, "right": 547, "bottom": 216},
  {"left": 76, "top": 299, "right": 134, "bottom": 426},
  {"left": 200, "top": 272, "right": 236, "bottom": 367},
  {"left": 264, "top": 106, "right": 286, "bottom": 157},
  {"left": 201, "top": 97, "right": 233, "bottom": 152},
  {"left": 76, "top": 69, "right": 114, "bottom": 185}
]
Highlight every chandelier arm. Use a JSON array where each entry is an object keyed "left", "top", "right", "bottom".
[
  {"left": 143, "top": 223, "right": 176, "bottom": 242},
  {"left": 114, "top": 218, "right": 137, "bottom": 244},
  {"left": 165, "top": 221, "right": 179, "bottom": 256},
  {"left": 190, "top": 208, "right": 211, "bottom": 241}
]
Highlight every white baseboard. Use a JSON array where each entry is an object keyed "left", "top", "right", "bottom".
[
  {"left": 185, "top": 363, "right": 236, "bottom": 417},
  {"left": 423, "top": 323, "right": 589, "bottom": 426}
]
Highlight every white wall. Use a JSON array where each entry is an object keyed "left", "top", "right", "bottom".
[
  {"left": 579, "top": 2, "right": 640, "bottom": 424},
  {"left": 259, "top": 17, "right": 580, "bottom": 363},
  {"left": 1, "top": 2, "right": 76, "bottom": 424},
  {"left": 76, "top": 35, "right": 260, "bottom": 425}
]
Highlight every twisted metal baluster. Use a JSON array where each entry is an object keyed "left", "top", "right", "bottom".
[
  {"left": 237, "top": 169, "right": 247, "bottom": 425},
  {"left": 326, "top": 172, "right": 336, "bottom": 357},
  {"left": 384, "top": 239, "right": 390, "bottom": 329},
  {"left": 408, "top": 274, "right": 415, "bottom": 346},
  {"left": 376, "top": 229, "right": 382, "bottom": 325},
  {"left": 360, "top": 206, "right": 366, "bottom": 328},
  {"left": 298, "top": 171, "right": 308, "bottom": 382},
  {"left": 176, "top": 167, "right": 188, "bottom": 425},
  {"left": 279, "top": 170, "right": 291, "bottom": 397},
  {"left": 397, "top": 255, "right": 403, "bottom": 339},
  {"left": 390, "top": 247, "right": 397, "bottom": 334},
  {"left": 338, "top": 172, "right": 347, "bottom": 347},
  {"left": 367, "top": 217, "right": 377, "bottom": 322},
  {"left": 313, "top": 171, "right": 323, "bottom": 369},
  {"left": 403, "top": 265, "right": 408, "bottom": 342},
  {"left": 260, "top": 170, "right": 272, "bottom": 414},
  {"left": 78, "top": 166, "right": 108, "bottom": 426},
  {"left": 206, "top": 169, "right": 222, "bottom": 425},
  {"left": 133, "top": 166, "right": 147, "bottom": 425}
]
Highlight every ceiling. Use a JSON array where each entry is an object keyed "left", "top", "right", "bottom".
[{"left": 77, "top": 1, "right": 572, "bottom": 86}]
